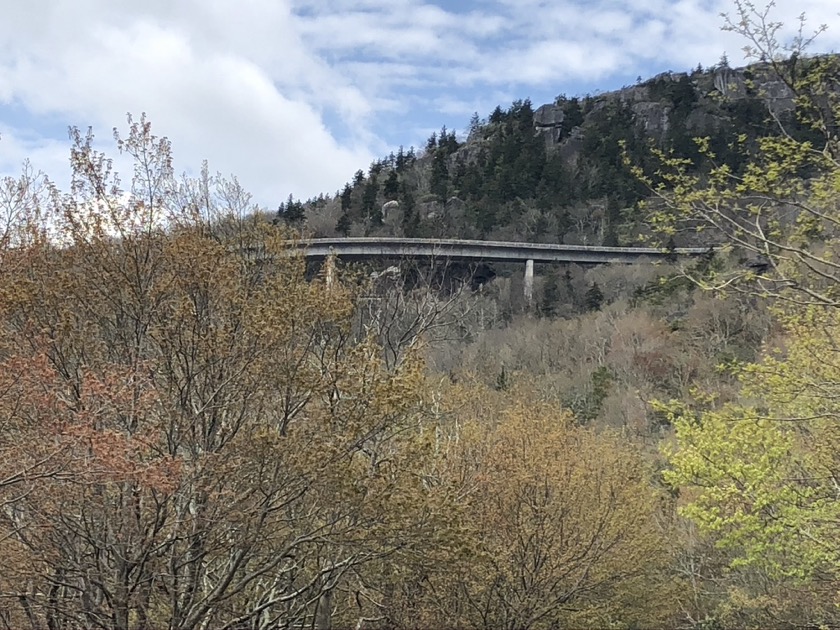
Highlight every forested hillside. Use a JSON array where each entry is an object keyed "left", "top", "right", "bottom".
[
  {"left": 2, "top": 1, "right": 840, "bottom": 628},
  {"left": 286, "top": 46, "right": 820, "bottom": 250}
]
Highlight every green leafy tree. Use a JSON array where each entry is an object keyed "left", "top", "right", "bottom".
[
  {"left": 639, "top": 3, "right": 838, "bottom": 307},
  {"left": 662, "top": 307, "right": 840, "bottom": 625},
  {"left": 645, "top": 3, "right": 840, "bottom": 625}
]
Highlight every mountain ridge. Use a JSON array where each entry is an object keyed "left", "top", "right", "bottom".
[{"left": 284, "top": 55, "right": 822, "bottom": 248}]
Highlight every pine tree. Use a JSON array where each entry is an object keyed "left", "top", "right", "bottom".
[
  {"left": 282, "top": 193, "right": 305, "bottom": 224},
  {"left": 468, "top": 112, "right": 482, "bottom": 136},
  {"left": 336, "top": 212, "right": 352, "bottom": 236},
  {"left": 340, "top": 183, "right": 353, "bottom": 212},
  {"left": 430, "top": 149, "right": 449, "bottom": 203},
  {"left": 400, "top": 182, "right": 419, "bottom": 236},
  {"left": 541, "top": 269, "right": 562, "bottom": 317},
  {"left": 362, "top": 178, "right": 380, "bottom": 223},
  {"left": 603, "top": 222, "right": 620, "bottom": 247},
  {"left": 584, "top": 282, "right": 604, "bottom": 311},
  {"left": 383, "top": 170, "right": 399, "bottom": 200},
  {"left": 369, "top": 160, "right": 383, "bottom": 177}
]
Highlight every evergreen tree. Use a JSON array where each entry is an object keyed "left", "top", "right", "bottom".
[
  {"left": 383, "top": 170, "right": 399, "bottom": 200},
  {"left": 584, "top": 282, "right": 605, "bottom": 311},
  {"left": 400, "top": 182, "right": 419, "bottom": 236},
  {"left": 563, "top": 270, "right": 576, "bottom": 306},
  {"left": 369, "top": 160, "right": 383, "bottom": 177},
  {"left": 281, "top": 193, "right": 305, "bottom": 224},
  {"left": 439, "top": 126, "right": 459, "bottom": 155},
  {"left": 362, "top": 177, "right": 379, "bottom": 219},
  {"left": 540, "top": 269, "right": 562, "bottom": 317},
  {"left": 340, "top": 183, "right": 353, "bottom": 212},
  {"left": 430, "top": 149, "right": 449, "bottom": 203},
  {"left": 336, "top": 212, "right": 352, "bottom": 236},
  {"left": 557, "top": 96, "right": 584, "bottom": 138},
  {"left": 602, "top": 223, "right": 620, "bottom": 247},
  {"left": 468, "top": 112, "right": 482, "bottom": 136}
]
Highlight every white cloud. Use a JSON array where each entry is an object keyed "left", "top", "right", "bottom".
[
  {"left": 1, "top": 0, "right": 838, "bottom": 206},
  {"left": 0, "top": 0, "right": 373, "bottom": 204},
  {"left": 0, "top": 126, "right": 70, "bottom": 184}
]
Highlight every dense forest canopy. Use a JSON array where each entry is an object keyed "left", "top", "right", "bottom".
[
  {"left": 286, "top": 32, "right": 829, "bottom": 253},
  {"left": 2, "top": 1, "right": 840, "bottom": 628}
]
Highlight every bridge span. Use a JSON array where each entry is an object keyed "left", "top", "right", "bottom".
[
  {"left": 296, "top": 237, "right": 709, "bottom": 265},
  {"left": 295, "top": 237, "right": 711, "bottom": 304}
]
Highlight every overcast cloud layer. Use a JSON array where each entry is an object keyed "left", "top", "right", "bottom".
[{"left": 1, "top": 0, "right": 839, "bottom": 206}]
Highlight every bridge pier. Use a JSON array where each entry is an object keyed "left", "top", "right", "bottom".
[
  {"left": 324, "top": 250, "right": 336, "bottom": 288},
  {"left": 524, "top": 259, "right": 534, "bottom": 309}
]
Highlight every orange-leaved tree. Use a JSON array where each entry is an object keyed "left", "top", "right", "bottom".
[{"left": 0, "top": 117, "right": 437, "bottom": 630}]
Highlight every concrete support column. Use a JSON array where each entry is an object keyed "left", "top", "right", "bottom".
[
  {"left": 324, "top": 250, "right": 336, "bottom": 288},
  {"left": 524, "top": 258, "right": 534, "bottom": 309}
]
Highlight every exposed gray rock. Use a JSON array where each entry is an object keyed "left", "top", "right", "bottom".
[
  {"left": 684, "top": 106, "right": 723, "bottom": 134},
  {"left": 556, "top": 127, "right": 585, "bottom": 166},
  {"left": 614, "top": 84, "right": 652, "bottom": 104},
  {"left": 442, "top": 58, "right": 824, "bottom": 179},
  {"left": 382, "top": 199, "right": 400, "bottom": 217},
  {"left": 714, "top": 67, "right": 748, "bottom": 99},
  {"left": 381, "top": 199, "right": 403, "bottom": 235},
  {"left": 759, "top": 78, "right": 796, "bottom": 115},
  {"left": 535, "top": 125, "right": 564, "bottom": 148},
  {"left": 632, "top": 101, "right": 671, "bottom": 141},
  {"left": 534, "top": 104, "right": 566, "bottom": 148},
  {"left": 711, "top": 66, "right": 795, "bottom": 114},
  {"left": 534, "top": 104, "right": 565, "bottom": 128},
  {"left": 446, "top": 196, "right": 466, "bottom": 210}
]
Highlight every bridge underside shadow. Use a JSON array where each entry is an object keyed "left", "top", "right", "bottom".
[
  {"left": 297, "top": 237, "right": 711, "bottom": 307},
  {"left": 305, "top": 257, "right": 497, "bottom": 293}
]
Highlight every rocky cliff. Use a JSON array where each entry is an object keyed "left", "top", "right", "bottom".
[{"left": 531, "top": 62, "right": 797, "bottom": 154}]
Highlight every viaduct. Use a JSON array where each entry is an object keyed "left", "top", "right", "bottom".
[{"left": 294, "top": 237, "right": 711, "bottom": 304}]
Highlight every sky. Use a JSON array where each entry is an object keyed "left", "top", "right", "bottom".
[{"left": 1, "top": 0, "right": 839, "bottom": 209}]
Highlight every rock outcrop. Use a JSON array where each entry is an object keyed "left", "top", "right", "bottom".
[
  {"left": 534, "top": 104, "right": 566, "bottom": 146},
  {"left": 530, "top": 63, "right": 799, "bottom": 153}
]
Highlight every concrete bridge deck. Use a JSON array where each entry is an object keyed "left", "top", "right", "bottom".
[
  {"left": 290, "top": 237, "right": 711, "bottom": 305},
  {"left": 296, "top": 237, "right": 710, "bottom": 265}
]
